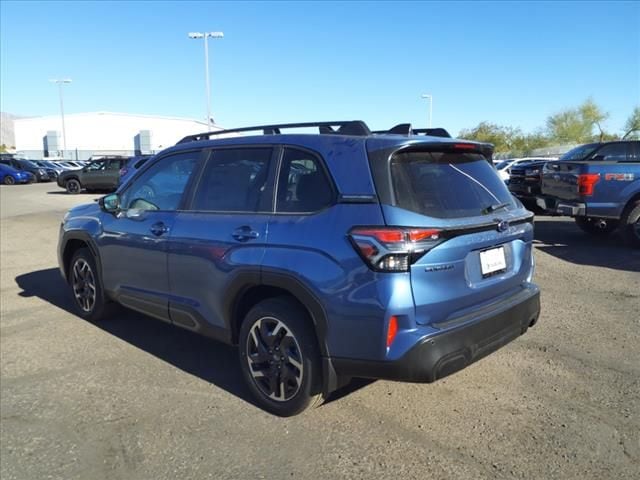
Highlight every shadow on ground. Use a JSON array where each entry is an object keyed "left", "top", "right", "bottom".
[
  {"left": 47, "top": 191, "right": 102, "bottom": 195},
  {"left": 533, "top": 218, "right": 640, "bottom": 272},
  {"left": 14, "top": 268, "right": 370, "bottom": 412}
]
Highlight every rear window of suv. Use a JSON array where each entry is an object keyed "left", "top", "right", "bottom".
[{"left": 391, "top": 151, "right": 516, "bottom": 218}]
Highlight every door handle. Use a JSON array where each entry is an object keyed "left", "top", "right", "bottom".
[
  {"left": 232, "top": 226, "right": 260, "bottom": 242},
  {"left": 150, "top": 222, "right": 169, "bottom": 237}
]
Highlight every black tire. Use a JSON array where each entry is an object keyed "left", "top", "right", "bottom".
[
  {"left": 574, "top": 216, "right": 619, "bottom": 236},
  {"left": 238, "top": 297, "right": 324, "bottom": 416},
  {"left": 620, "top": 201, "right": 640, "bottom": 249},
  {"left": 66, "top": 178, "right": 82, "bottom": 194},
  {"left": 69, "top": 248, "right": 112, "bottom": 322},
  {"left": 3, "top": 175, "right": 15, "bottom": 185}
]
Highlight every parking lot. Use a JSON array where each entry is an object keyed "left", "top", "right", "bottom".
[{"left": 1, "top": 182, "right": 638, "bottom": 479}]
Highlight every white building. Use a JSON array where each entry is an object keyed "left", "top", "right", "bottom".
[{"left": 13, "top": 112, "right": 220, "bottom": 160}]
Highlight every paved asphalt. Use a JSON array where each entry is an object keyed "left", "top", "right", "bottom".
[{"left": 1, "top": 182, "right": 639, "bottom": 480}]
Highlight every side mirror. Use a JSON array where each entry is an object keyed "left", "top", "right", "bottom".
[{"left": 100, "top": 193, "right": 120, "bottom": 213}]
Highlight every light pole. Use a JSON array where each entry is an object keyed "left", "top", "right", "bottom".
[
  {"left": 188, "top": 31, "right": 224, "bottom": 131},
  {"left": 421, "top": 94, "right": 433, "bottom": 128},
  {"left": 50, "top": 79, "right": 72, "bottom": 157}
]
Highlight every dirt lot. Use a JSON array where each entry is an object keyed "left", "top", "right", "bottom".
[{"left": 1, "top": 182, "right": 639, "bottom": 480}]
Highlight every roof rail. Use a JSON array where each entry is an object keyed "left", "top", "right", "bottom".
[
  {"left": 373, "top": 124, "right": 451, "bottom": 138},
  {"left": 176, "top": 120, "right": 372, "bottom": 144}
]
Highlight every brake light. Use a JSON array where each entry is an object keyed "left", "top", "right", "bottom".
[
  {"left": 577, "top": 173, "right": 600, "bottom": 196},
  {"left": 386, "top": 316, "right": 398, "bottom": 348},
  {"left": 453, "top": 143, "right": 477, "bottom": 150},
  {"left": 349, "top": 227, "right": 443, "bottom": 272}
]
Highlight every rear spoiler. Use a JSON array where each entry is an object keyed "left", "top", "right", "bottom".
[{"left": 373, "top": 124, "right": 451, "bottom": 138}]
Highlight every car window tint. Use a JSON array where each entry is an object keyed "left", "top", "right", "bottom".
[
  {"left": 106, "top": 160, "right": 121, "bottom": 170},
  {"left": 621, "top": 142, "right": 639, "bottom": 162},
  {"left": 276, "top": 148, "right": 334, "bottom": 213},
  {"left": 121, "top": 152, "right": 199, "bottom": 211},
  {"left": 191, "top": 148, "right": 272, "bottom": 212},
  {"left": 391, "top": 151, "right": 516, "bottom": 219},
  {"left": 87, "top": 161, "right": 106, "bottom": 171},
  {"left": 590, "top": 144, "right": 628, "bottom": 162}
]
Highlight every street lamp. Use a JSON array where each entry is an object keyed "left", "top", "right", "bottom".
[
  {"left": 421, "top": 94, "right": 433, "bottom": 128},
  {"left": 188, "top": 31, "right": 224, "bottom": 131},
  {"left": 49, "top": 78, "right": 72, "bottom": 157}
]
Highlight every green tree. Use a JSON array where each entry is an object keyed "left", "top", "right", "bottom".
[
  {"left": 458, "top": 123, "right": 551, "bottom": 156},
  {"left": 0, "top": 144, "right": 7, "bottom": 153},
  {"left": 623, "top": 106, "right": 640, "bottom": 139},
  {"left": 458, "top": 122, "right": 518, "bottom": 154},
  {"left": 546, "top": 98, "right": 610, "bottom": 143}
]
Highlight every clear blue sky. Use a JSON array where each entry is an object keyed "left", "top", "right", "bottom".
[{"left": 1, "top": 1, "right": 638, "bottom": 136}]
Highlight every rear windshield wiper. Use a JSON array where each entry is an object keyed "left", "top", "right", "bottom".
[{"left": 482, "top": 202, "right": 510, "bottom": 214}]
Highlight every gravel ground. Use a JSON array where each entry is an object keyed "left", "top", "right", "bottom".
[{"left": 1, "top": 182, "right": 639, "bottom": 480}]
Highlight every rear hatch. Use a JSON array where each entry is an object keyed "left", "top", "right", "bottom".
[{"left": 367, "top": 142, "right": 535, "bottom": 329}]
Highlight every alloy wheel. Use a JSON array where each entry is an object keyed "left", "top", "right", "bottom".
[
  {"left": 67, "top": 180, "right": 80, "bottom": 193},
  {"left": 4, "top": 176, "right": 15, "bottom": 185},
  {"left": 245, "top": 317, "right": 304, "bottom": 402},
  {"left": 72, "top": 258, "right": 96, "bottom": 313}
]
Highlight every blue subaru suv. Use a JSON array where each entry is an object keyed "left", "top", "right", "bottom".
[{"left": 58, "top": 121, "right": 540, "bottom": 416}]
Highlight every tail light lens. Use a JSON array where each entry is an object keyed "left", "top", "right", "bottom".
[
  {"left": 349, "top": 227, "right": 443, "bottom": 272},
  {"left": 577, "top": 173, "right": 600, "bottom": 196}
]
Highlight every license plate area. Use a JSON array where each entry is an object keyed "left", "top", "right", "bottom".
[{"left": 480, "top": 246, "right": 507, "bottom": 278}]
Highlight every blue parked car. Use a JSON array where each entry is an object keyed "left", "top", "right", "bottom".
[
  {"left": 0, "top": 163, "right": 34, "bottom": 185},
  {"left": 58, "top": 121, "right": 540, "bottom": 416}
]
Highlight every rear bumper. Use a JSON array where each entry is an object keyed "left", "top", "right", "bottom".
[
  {"left": 332, "top": 286, "right": 540, "bottom": 383},
  {"left": 536, "top": 196, "right": 586, "bottom": 216}
]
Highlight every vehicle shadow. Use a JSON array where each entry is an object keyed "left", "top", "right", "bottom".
[
  {"left": 47, "top": 191, "right": 101, "bottom": 195},
  {"left": 533, "top": 219, "right": 640, "bottom": 272},
  {"left": 14, "top": 268, "right": 368, "bottom": 412}
]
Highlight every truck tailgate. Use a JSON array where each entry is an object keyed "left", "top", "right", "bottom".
[{"left": 541, "top": 162, "right": 584, "bottom": 201}]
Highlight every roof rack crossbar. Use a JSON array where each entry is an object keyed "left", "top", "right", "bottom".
[{"left": 177, "top": 120, "right": 371, "bottom": 144}]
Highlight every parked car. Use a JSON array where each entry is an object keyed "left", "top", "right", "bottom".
[
  {"left": 58, "top": 120, "right": 540, "bottom": 416},
  {"left": 32, "top": 161, "right": 60, "bottom": 180},
  {"left": 57, "top": 156, "right": 128, "bottom": 193},
  {"left": 0, "top": 158, "right": 50, "bottom": 182},
  {"left": 507, "top": 159, "right": 561, "bottom": 209},
  {"left": 118, "top": 155, "right": 154, "bottom": 186},
  {"left": 537, "top": 140, "right": 640, "bottom": 247},
  {"left": 0, "top": 163, "right": 34, "bottom": 185},
  {"left": 496, "top": 157, "right": 557, "bottom": 183}
]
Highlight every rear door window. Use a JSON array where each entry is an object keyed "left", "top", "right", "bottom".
[
  {"left": 191, "top": 148, "right": 273, "bottom": 212},
  {"left": 391, "top": 151, "right": 516, "bottom": 219}
]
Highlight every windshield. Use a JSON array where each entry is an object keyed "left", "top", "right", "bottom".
[
  {"left": 560, "top": 144, "right": 599, "bottom": 161},
  {"left": 496, "top": 160, "right": 512, "bottom": 170},
  {"left": 391, "top": 151, "right": 516, "bottom": 219},
  {"left": 21, "top": 160, "right": 39, "bottom": 168}
]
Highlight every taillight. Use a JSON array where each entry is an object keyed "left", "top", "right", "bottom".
[
  {"left": 577, "top": 173, "right": 600, "bottom": 196},
  {"left": 349, "top": 227, "right": 443, "bottom": 272}
]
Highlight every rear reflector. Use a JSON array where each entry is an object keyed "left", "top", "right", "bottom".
[
  {"left": 577, "top": 173, "right": 600, "bottom": 196},
  {"left": 386, "top": 316, "right": 398, "bottom": 348}
]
